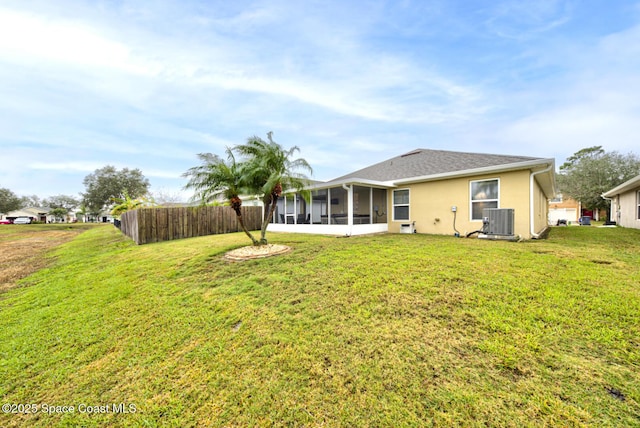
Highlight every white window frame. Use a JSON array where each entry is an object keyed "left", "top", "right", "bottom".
[
  {"left": 637, "top": 190, "right": 640, "bottom": 221},
  {"left": 550, "top": 194, "right": 563, "bottom": 203},
  {"left": 392, "top": 188, "right": 410, "bottom": 221},
  {"left": 470, "top": 178, "right": 500, "bottom": 221}
]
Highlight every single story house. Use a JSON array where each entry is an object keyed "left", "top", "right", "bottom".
[
  {"left": 548, "top": 194, "right": 580, "bottom": 225},
  {"left": 4, "top": 207, "right": 51, "bottom": 223},
  {"left": 602, "top": 174, "right": 640, "bottom": 229},
  {"left": 548, "top": 195, "right": 606, "bottom": 225},
  {"left": 267, "top": 148, "right": 556, "bottom": 239},
  {"left": 3, "top": 207, "right": 83, "bottom": 223}
]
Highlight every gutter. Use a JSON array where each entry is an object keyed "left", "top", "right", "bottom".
[{"left": 530, "top": 163, "right": 553, "bottom": 239}]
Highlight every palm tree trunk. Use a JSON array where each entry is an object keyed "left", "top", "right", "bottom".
[
  {"left": 230, "top": 196, "right": 259, "bottom": 246},
  {"left": 260, "top": 196, "right": 279, "bottom": 245},
  {"left": 234, "top": 208, "right": 260, "bottom": 246}
]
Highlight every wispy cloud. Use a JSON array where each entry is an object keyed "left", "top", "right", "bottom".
[{"left": 482, "top": 0, "right": 574, "bottom": 40}]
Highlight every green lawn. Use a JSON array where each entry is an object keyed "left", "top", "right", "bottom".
[{"left": 1, "top": 224, "right": 639, "bottom": 427}]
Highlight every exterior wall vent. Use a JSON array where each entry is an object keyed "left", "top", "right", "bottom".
[
  {"left": 400, "top": 222, "right": 415, "bottom": 233},
  {"left": 482, "top": 208, "right": 514, "bottom": 236}
]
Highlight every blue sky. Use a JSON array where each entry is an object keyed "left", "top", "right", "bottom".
[{"left": 1, "top": 0, "right": 639, "bottom": 202}]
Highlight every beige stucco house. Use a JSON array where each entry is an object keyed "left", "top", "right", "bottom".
[
  {"left": 267, "top": 148, "right": 556, "bottom": 240},
  {"left": 3, "top": 207, "right": 51, "bottom": 223},
  {"left": 603, "top": 174, "right": 640, "bottom": 229}
]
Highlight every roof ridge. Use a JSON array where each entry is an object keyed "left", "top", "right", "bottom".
[{"left": 399, "top": 147, "right": 540, "bottom": 159}]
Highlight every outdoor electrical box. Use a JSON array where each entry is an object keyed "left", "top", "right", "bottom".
[{"left": 482, "top": 208, "right": 515, "bottom": 236}]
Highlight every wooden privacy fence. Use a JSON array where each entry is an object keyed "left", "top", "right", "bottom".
[{"left": 119, "top": 206, "right": 262, "bottom": 245}]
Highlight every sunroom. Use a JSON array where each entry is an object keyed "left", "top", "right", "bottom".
[{"left": 267, "top": 180, "right": 390, "bottom": 236}]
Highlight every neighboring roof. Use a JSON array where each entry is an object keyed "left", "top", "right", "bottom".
[
  {"left": 602, "top": 174, "right": 640, "bottom": 198},
  {"left": 6, "top": 210, "right": 38, "bottom": 218},
  {"left": 26, "top": 206, "right": 51, "bottom": 214}
]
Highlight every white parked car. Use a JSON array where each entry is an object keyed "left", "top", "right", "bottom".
[{"left": 13, "top": 217, "right": 32, "bottom": 224}]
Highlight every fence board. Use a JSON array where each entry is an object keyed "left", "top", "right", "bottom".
[
  {"left": 119, "top": 206, "right": 261, "bottom": 245},
  {"left": 157, "top": 208, "right": 168, "bottom": 242},
  {"left": 167, "top": 207, "right": 174, "bottom": 240},
  {"left": 138, "top": 209, "right": 147, "bottom": 244}
]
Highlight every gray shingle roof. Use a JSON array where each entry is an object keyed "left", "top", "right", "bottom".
[{"left": 331, "top": 148, "right": 543, "bottom": 183}]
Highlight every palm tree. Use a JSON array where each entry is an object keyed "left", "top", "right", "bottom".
[
  {"left": 110, "top": 191, "right": 152, "bottom": 217},
  {"left": 235, "top": 132, "right": 312, "bottom": 245},
  {"left": 182, "top": 148, "right": 260, "bottom": 246}
]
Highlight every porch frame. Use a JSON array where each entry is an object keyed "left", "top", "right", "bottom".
[{"left": 268, "top": 180, "right": 391, "bottom": 236}]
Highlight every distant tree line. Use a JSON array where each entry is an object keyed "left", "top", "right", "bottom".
[
  {"left": 0, "top": 189, "right": 81, "bottom": 217},
  {"left": 1, "top": 165, "right": 151, "bottom": 220}
]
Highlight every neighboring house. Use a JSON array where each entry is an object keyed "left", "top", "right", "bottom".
[
  {"left": 5, "top": 207, "right": 51, "bottom": 223},
  {"left": 602, "top": 174, "right": 640, "bottom": 229},
  {"left": 549, "top": 195, "right": 606, "bottom": 225},
  {"left": 267, "top": 148, "right": 556, "bottom": 239},
  {"left": 5, "top": 207, "right": 80, "bottom": 223},
  {"left": 548, "top": 194, "right": 580, "bottom": 225},
  {"left": 87, "top": 210, "right": 116, "bottom": 223}
]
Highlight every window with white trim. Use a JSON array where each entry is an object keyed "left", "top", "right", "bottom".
[
  {"left": 470, "top": 179, "right": 499, "bottom": 220},
  {"left": 637, "top": 190, "right": 640, "bottom": 220},
  {"left": 393, "top": 189, "right": 410, "bottom": 221},
  {"left": 550, "top": 194, "right": 563, "bottom": 203}
]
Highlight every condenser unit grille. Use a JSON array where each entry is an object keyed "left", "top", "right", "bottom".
[{"left": 483, "top": 208, "right": 515, "bottom": 236}]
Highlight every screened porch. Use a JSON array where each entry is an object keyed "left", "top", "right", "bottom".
[{"left": 267, "top": 184, "right": 389, "bottom": 236}]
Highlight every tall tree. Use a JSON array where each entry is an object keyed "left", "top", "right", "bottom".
[
  {"left": 0, "top": 187, "right": 22, "bottom": 213},
  {"left": 44, "top": 194, "right": 80, "bottom": 211},
  {"left": 82, "top": 166, "right": 150, "bottom": 215},
  {"left": 183, "top": 148, "right": 260, "bottom": 246},
  {"left": 49, "top": 207, "right": 68, "bottom": 222},
  {"left": 19, "top": 194, "right": 42, "bottom": 208},
  {"left": 150, "top": 188, "right": 184, "bottom": 206},
  {"left": 558, "top": 146, "right": 640, "bottom": 214},
  {"left": 44, "top": 195, "right": 79, "bottom": 222},
  {"left": 235, "top": 132, "right": 312, "bottom": 245}
]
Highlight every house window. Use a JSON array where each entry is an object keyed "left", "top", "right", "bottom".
[
  {"left": 393, "top": 189, "right": 409, "bottom": 221},
  {"left": 470, "top": 179, "right": 499, "bottom": 220},
  {"left": 637, "top": 191, "right": 640, "bottom": 220}
]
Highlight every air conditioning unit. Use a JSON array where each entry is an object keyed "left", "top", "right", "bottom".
[{"left": 482, "top": 208, "right": 514, "bottom": 236}]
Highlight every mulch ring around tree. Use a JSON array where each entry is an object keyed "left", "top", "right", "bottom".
[{"left": 224, "top": 244, "right": 292, "bottom": 261}]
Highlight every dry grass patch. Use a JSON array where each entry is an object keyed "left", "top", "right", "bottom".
[{"left": 0, "top": 225, "right": 96, "bottom": 292}]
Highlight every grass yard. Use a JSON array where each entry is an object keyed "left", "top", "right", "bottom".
[{"left": 0, "top": 224, "right": 639, "bottom": 427}]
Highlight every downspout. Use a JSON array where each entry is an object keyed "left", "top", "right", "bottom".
[
  {"left": 530, "top": 163, "right": 553, "bottom": 239},
  {"left": 342, "top": 184, "right": 353, "bottom": 236}
]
